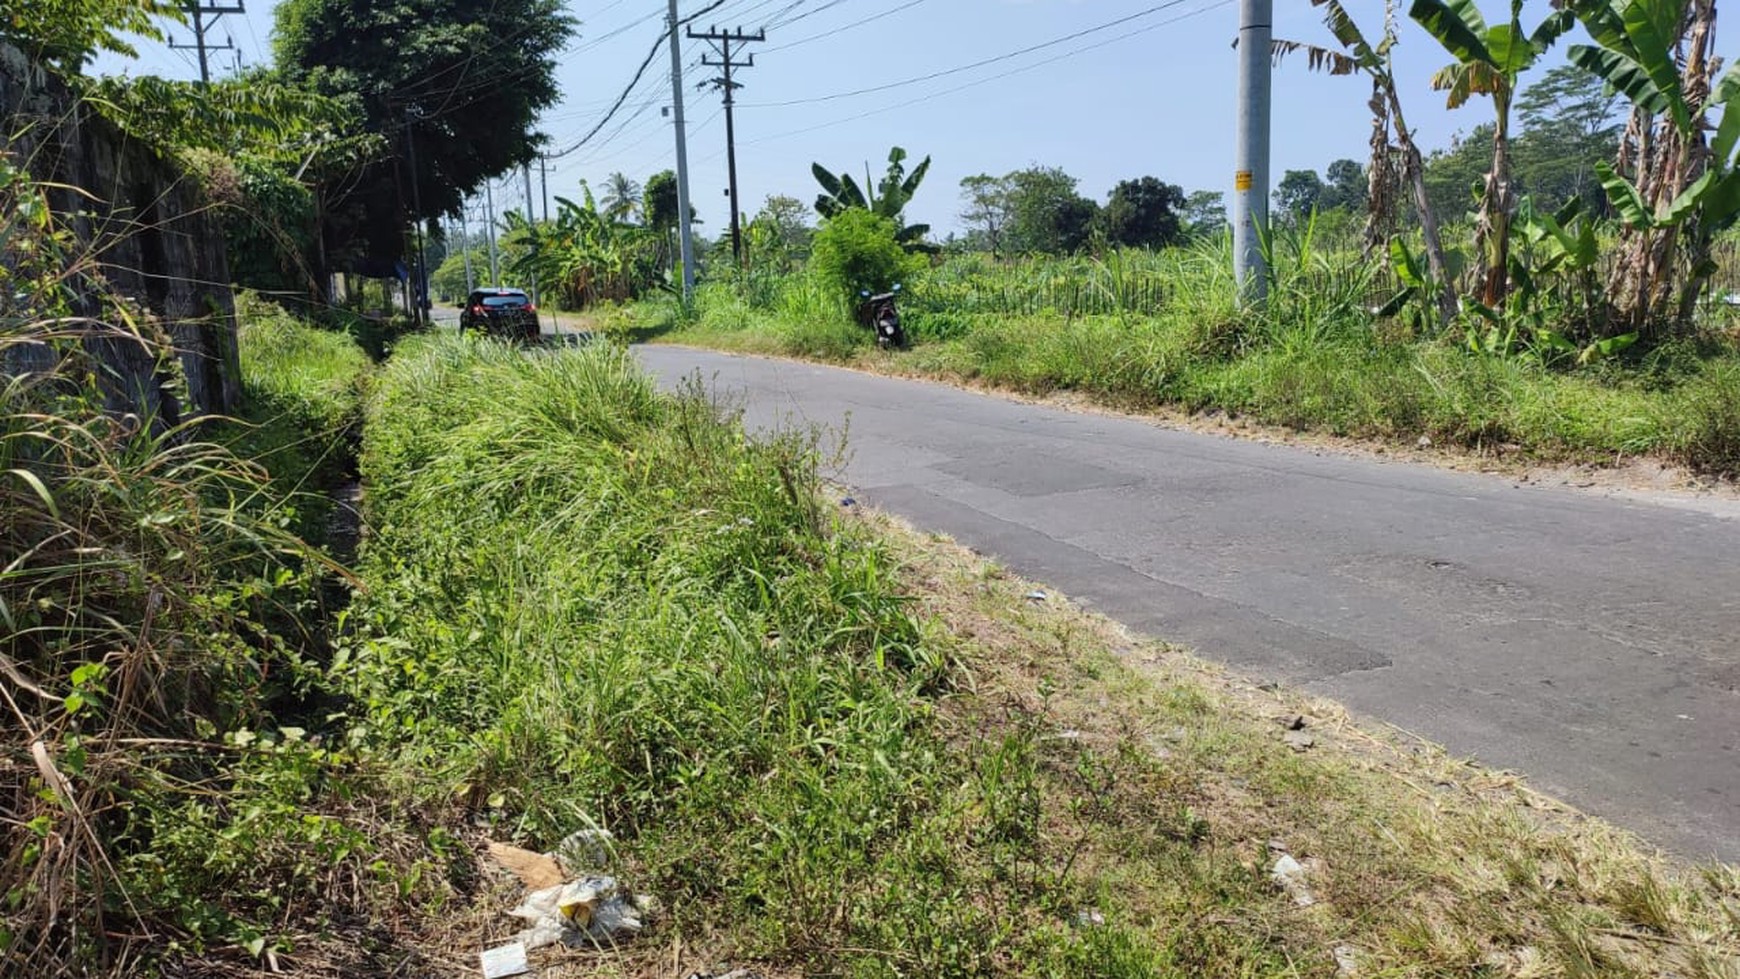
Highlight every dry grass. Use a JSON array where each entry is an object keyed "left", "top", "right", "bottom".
[{"left": 858, "top": 506, "right": 1740, "bottom": 978}]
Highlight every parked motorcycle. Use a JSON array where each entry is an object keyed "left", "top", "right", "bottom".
[{"left": 856, "top": 283, "right": 906, "bottom": 349}]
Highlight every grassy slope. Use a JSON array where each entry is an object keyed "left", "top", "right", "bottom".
[
  {"left": 342, "top": 335, "right": 1735, "bottom": 977},
  {"left": 2, "top": 302, "right": 401, "bottom": 973},
  {"left": 634, "top": 248, "right": 1740, "bottom": 475},
  {"left": 15, "top": 305, "right": 1730, "bottom": 975}
]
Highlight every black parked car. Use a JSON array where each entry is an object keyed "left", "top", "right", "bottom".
[{"left": 459, "top": 288, "right": 539, "bottom": 341}]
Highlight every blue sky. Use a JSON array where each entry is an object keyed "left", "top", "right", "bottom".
[{"left": 93, "top": 0, "right": 1739, "bottom": 237}]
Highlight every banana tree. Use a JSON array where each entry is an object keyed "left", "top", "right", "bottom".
[
  {"left": 1409, "top": 0, "right": 1575, "bottom": 308},
  {"left": 1566, "top": 0, "right": 1730, "bottom": 329},
  {"left": 1272, "top": 0, "right": 1457, "bottom": 325},
  {"left": 812, "top": 146, "right": 933, "bottom": 250},
  {"left": 512, "top": 184, "right": 663, "bottom": 308}
]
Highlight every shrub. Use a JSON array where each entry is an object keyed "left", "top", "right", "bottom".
[{"left": 809, "top": 207, "right": 923, "bottom": 304}]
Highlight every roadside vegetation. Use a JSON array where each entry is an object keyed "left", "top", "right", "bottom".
[
  {"left": 8, "top": 0, "right": 1740, "bottom": 975},
  {"left": 638, "top": 234, "right": 1740, "bottom": 474},
  {"left": 14, "top": 277, "right": 1737, "bottom": 971},
  {"left": 591, "top": 0, "right": 1740, "bottom": 478}
]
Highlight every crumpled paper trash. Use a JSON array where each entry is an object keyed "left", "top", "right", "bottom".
[{"left": 509, "top": 875, "right": 645, "bottom": 949}]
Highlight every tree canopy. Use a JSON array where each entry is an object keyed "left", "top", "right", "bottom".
[
  {"left": 0, "top": 0, "right": 179, "bottom": 70},
  {"left": 272, "top": 0, "right": 574, "bottom": 267},
  {"left": 1101, "top": 177, "right": 1186, "bottom": 249},
  {"left": 1423, "top": 66, "right": 1621, "bottom": 221},
  {"left": 997, "top": 166, "right": 1099, "bottom": 255}
]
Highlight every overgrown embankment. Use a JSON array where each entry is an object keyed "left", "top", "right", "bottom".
[
  {"left": 1, "top": 295, "right": 398, "bottom": 972},
  {"left": 638, "top": 243, "right": 1740, "bottom": 476},
  {"left": 344, "top": 336, "right": 1738, "bottom": 976},
  {"left": 8, "top": 314, "right": 1738, "bottom": 975}
]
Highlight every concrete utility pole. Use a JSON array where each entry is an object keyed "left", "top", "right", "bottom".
[
  {"left": 524, "top": 161, "right": 548, "bottom": 329},
  {"left": 690, "top": 25, "right": 764, "bottom": 266},
  {"left": 483, "top": 180, "right": 501, "bottom": 286},
  {"left": 458, "top": 211, "right": 476, "bottom": 294},
  {"left": 405, "top": 108, "right": 430, "bottom": 328},
  {"left": 539, "top": 156, "right": 551, "bottom": 223},
  {"left": 667, "top": 0, "right": 697, "bottom": 299},
  {"left": 1232, "top": 0, "right": 1272, "bottom": 304},
  {"left": 169, "top": 0, "right": 244, "bottom": 85}
]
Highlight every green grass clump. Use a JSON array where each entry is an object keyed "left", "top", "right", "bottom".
[
  {"left": 1, "top": 306, "right": 404, "bottom": 970},
  {"left": 343, "top": 335, "right": 1310, "bottom": 975},
  {"left": 218, "top": 293, "right": 374, "bottom": 541}
]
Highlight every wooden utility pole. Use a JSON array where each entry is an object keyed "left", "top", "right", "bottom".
[
  {"left": 688, "top": 25, "right": 763, "bottom": 265},
  {"left": 169, "top": 0, "right": 244, "bottom": 84}
]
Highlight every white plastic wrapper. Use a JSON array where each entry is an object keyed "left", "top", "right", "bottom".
[{"left": 508, "top": 875, "right": 644, "bottom": 949}]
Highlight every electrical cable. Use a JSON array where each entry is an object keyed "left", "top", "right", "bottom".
[
  {"left": 761, "top": 0, "right": 930, "bottom": 53},
  {"left": 546, "top": 0, "right": 729, "bottom": 159},
  {"left": 712, "top": 0, "right": 1230, "bottom": 156},
  {"left": 742, "top": 0, "right": 1197, "bottom": 107}
]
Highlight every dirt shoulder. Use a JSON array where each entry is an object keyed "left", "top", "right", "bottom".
[{"left": 859, "top": 504, "right": 1740, "bottom": 977}]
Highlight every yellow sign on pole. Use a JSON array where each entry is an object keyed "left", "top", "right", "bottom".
[{"left": 1234, "top": 170, "right": 1253, "bottom": 191}]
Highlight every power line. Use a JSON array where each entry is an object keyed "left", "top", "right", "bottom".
[
  {"left": 573, "top": 9, "right": 663, "bottom": 54},
  {"left": 714, "top": 0, "right": 1230, "bottom": 156},
  {"left": 743, "top": 0, "right": 1196, "bottom": 108},
  {"left": 546, "top": 0, "right": 730, "bottom": 159},
  {"left": 768, "top": 0, "right": 850, "bottom": 29},
  {"left": 762, "top": 0, "right": 930, "bottom": 53}
]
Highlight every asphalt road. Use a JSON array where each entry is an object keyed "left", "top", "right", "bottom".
[{"left": 635, "top": 345, "right": 1740, "bottom": 863}]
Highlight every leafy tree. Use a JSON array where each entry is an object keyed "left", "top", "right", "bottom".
[
  {"left": 959, "top": 173, "right": 1014, "bottom": 257},
  {"left": 812, "top": 146, "right": 932, "bottom": 249},
  {"left": 754, "top": 194, "right": 811, "bottom": 250},
  {"left": 1003, "top": 166, "right": 1098, "bottom": 255},
  {"left": 1322, "top": 158, "right": 1367, "bottom": 211},
  {"left": 1423, "top": 125, "right": 1491, "bottom": 219},
  {"left": 272, "top": 0, "right": 575, "bottom": 269},
  {"left": 745, "top": 196, "right": 811, "bottom": 274},
  {"left": 1, "top": 0, "right": 179, "bottom": 70},
  {"left": 1274, "top": 169, "right": 1326, "bottom": 218},
  {"left": 512, "top": 186, "right": 661, "bottom": 308},
  {"left": 1511, "top": 63, "right": 1622, "bottom": 216},
  {"left": 808, "top": 208, "right": 922, "bottom": 303},
  {"left": 1410, "top": 0, "right": 1575, "bottom": 305},
  {"left": 86, "top": 71, "right": 382, "bottom": 298},
  {"left": 602, "top": 172, "right": 642, "bottom": 223},
  {"left": 1099, "top": 176, "right": 1186, "bottom": 249},
  {"left": 1182, "top": 190, "right": 1227, "bottom": 237},
  {"left": 1425, "top": 68, "right": 1622, "bottom": 222},
  {"left": 644, "top": 170, "right": 678, "bottom": 231}
]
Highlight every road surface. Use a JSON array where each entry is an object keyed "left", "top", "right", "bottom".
[{"left": 636, "top": 345, "right": 1740, "bottom": 863}]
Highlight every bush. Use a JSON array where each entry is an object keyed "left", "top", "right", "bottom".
[
  {"left": 809, "top": 208, "right": 923, "bottom": 304},
  {"left": 1673, "top": 361, "right": 1740, "bottom": 473}
]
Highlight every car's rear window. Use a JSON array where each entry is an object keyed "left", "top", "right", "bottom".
[{"left": 482, "top": 294, "right": 529, "bottom": 307}]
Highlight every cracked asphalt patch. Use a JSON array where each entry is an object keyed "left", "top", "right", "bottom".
[{"left": 637, "top": 345, "right": 1740, "bottom": 862}]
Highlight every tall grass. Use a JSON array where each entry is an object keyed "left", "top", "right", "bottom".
[
  {"left": 345, "top": 335, "right": 1313, "bottom": 975},
  {"left": 219, "top": 292, "right": 375, "bottom": 541},
  {"left": 665, "top": 239, "right": 1740, "bottom": 473},
  {"left": 0, "top": 149, "right": 425, "bottom": 971}
]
